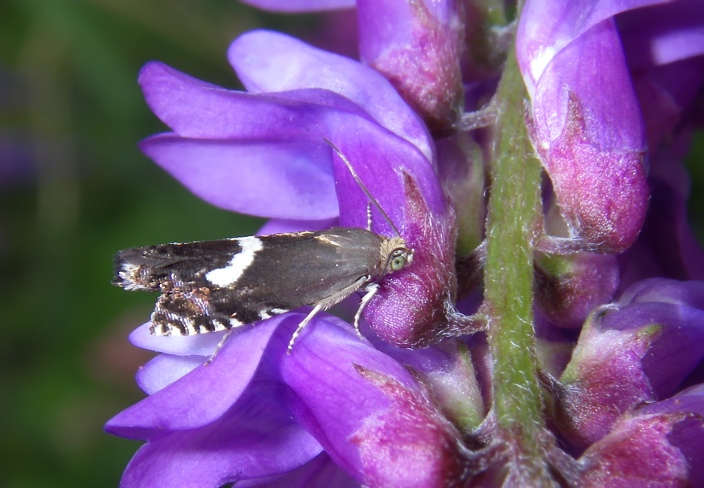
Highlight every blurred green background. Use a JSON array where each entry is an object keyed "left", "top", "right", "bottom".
[
  {"left": 0, "top": 1, "right": 702, "bottom": 487},
  {"left": 0, "top": 1, "right": 337, "bottom": 486}
]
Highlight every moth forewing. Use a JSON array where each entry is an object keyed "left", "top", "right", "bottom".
[{"left": 113, "top": 227, "right": 414, "bottom": 345}]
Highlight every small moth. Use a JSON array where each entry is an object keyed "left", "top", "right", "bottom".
[{"left": 113, "top": 142, "right": 414, "bottom": 350}]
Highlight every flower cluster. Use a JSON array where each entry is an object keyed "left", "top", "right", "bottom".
[{"left": 107, "top": 0, "right": 704, "bottom": 486}]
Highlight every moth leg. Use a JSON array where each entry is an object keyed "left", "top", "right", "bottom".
[
  {"left": 354, "top": 283, "right": 379, "bottom": 338},
  {"left": 287, "top": 275, "right": 372, "bottom": 353},
  {"left": 287, "top": 304, "right": 324, "bottom": 354},
  {"left": 204, "top": 328, "right": 235, "bottom": 366}
]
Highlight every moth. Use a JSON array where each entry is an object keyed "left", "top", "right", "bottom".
[{"left": 113, "top": 142, "right": 414, "bottom": 350}]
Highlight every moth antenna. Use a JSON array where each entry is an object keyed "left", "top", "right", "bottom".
[
  {"left": 323, "top": 138, "right": 402, "bottom": 237},
  {"left": 366, "top": 203, "right": 372, "bottom": 232}
]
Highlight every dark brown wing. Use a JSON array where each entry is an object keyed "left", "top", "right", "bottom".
[{"left": 113, "top": 228, "right": 385, "bottom": 336}]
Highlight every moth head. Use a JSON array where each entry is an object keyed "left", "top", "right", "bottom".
[{"left": 381, "top": 237, "right": 414, "bottom": 274}]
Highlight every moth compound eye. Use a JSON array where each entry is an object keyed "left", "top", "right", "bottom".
[
  {"left": 392, "top": 256, "right": 405, "bottom": 271},
  {"left": 389, "top": 249, "right": 410, "bottom": 271}
]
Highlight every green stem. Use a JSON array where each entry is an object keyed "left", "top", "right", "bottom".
[{"left": 483, "top": 43, "right": 552, "bottom": 481}]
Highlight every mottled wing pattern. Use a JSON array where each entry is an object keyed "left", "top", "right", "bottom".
[
  {"left": 113, "top": 229, "right": 385, "bottom": 336},
  {"left": 113, "top": 238, "right": 249, "bottom": 292},
  {"left": 115, "top": 236, "right": 270, "bottom": 335}
]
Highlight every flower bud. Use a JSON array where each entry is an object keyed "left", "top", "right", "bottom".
[
  {"left": 517, "top": 3, "right": 651, "bottom": 252},
  {"left": 555, "top": 279, "right": 704, "bottom": 447},
  {"left": 577, "top": 412, "right": 704, "bottom": 486},
  {"left": 535, "top": 251, "right": 619, "bottom": 329},
  {"left": 357, "top": 0, "right": 465, "bottom": 133}
]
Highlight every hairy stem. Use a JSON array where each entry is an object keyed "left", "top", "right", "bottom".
[{"left": 482, "top": 40, "right": 553, "bottom": 484}]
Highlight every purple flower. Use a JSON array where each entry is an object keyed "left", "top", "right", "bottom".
[
  {"left": 107, "top": 30, "right": 490, "bottom": 485},
  {"left": 108, "top": 2, "right": 704, "bottom": 486},
  {"left": 617, "top": 0, "right": 704, "bottom": 149},
  {"left": 535, "top": 251, "right": 619, "bottom": 329},
  {"left": 243, "top": 0, "right": 465, "bottom": 133},
  {"left": 576, "top": 411, "right": 704, "bottom": 487},
  {"left": 240, "top": 0, "right": 354, "bottom": 12},
  {"left": 355, "top": 0, "right": 465, "bottom": 133},
  {"left": 555, "top": 278, "right": 704, "bottom": 448},
  {"left": 107, "top": 315, "right": 475, "bottom": 486},
  {"left": 138, "top": 30, "right": 473, "bottom": 348},
  {"left": 516, "top": 0, "right": 661, "bottom": 253}
]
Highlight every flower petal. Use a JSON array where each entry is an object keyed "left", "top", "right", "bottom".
[
  {"left": 525, "top": 19, "right": 649, "bottom": 251},
  {"left": 518, "top": 0, "right": 671, "bottom": 94},
  {"left": 577, "top": 413, "right": 701, "bottom": 487},
  {"left": 140, "top": 62, "right": 362, "bottom": 140},
  {"left": 257, "top": 218, "right": 338, "bottom": 235},
  {"left": 557, "top": 287, "right": 704, "bottom": 447},
  {"left": 234, "top": 453, "right": 359, "bottom": 488},
  {"left": 229, "top": 30, "right": 432, "bottom": 160},
  {"left": 118, "top": 383, "right": 322, "bottom": 488},
  {"left": 140, "top": 135, "right": 338, "bottom": 219},
  {"left": 239, "top": 0, "right": 354, "bottom": 12},
  {"left": 535, "top": 251, "right": 619, "bottom": 329},
  {"left": 129, "top": 322, "right": 225, "bottom": 356},
  {"left": 618, "top": 0, "right": 704, "bottom": 70},
  {"left": 356, "top": 0, "right": 465, "bottom": 132},
  {"left": 106, "top": 318, "right": 283, "bottom": 438},
  {"left": 638, "top": 383, "right": 704, "bottom": 417},
  {"left": 136, "top": 354, "right": 205, "bottom": 395},
  {"left": 138, "top": 61, "right": 445, "bottom": 229},
  {"left": 281, "top": 317, "right": 469, "bottom": 485},
  {"left": 617, "top": 278, "right": 704, "bottom": 310}
]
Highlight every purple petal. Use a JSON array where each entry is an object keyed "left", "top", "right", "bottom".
[
  {"left": 617, "top": 278, "right": 704, "bottom": 311},
  {"left": 328, "top": 130, "right": 445, "bottom": 234},
  {"left": 239, "top": 0, "right": 354, "bottom": 12},
  {"left": 129, "top": 322, "right": 225, "bottom": 356},
  {"left": 529, "top": 21, "right": 644, "bottom": 152},
  {"left": 525, "top": 19, "right": 649, "bottom": 252},
  {"left": 257, "top": 218, "right": 338, "bottom": 236},
  {"left": 235, "top": 454, "right": 359, "bottom": 488},
  {"left": 140, "top": 62, "right": 363, "bottom": 140},
  {"left": 630, "top": 60, "right": 704, "bottom": 149},
  {"left": 557, "top": 295, "right": 704, "bottom": 447},
  {"left": 638, "top": 383, "right": 704, "bottom": 417},
  {"left": 323, "top": 130, "right": 454, "bottom": 350},
  {"left": 359, "top": 182, "right": 458, "bottom": 347},
  {"left": 626, "top": 304, "right": 704, "bottom": 397},
  {"left": 107, "top": 318, "right": 283, "bottom": 438},
  {"left": 229, "top": 30, "right": 432, "bottom": 159},
  {"left": 356, "top": 0, "right": 465, "bottom": 132},
  {"left": 136, "top": 354, "right": 205, "bottom": 395},
  {"left": 535, "top": 252, "right": 619, "bottom": 329},
  {"left": 119, "top": 383, "right": 322, "bottom": 488},
  {"left": 140, "top": 135, "right": 338, "bottom": 220},
  {"left": 375, "top": 339, "right": 485, "bottom": 430},
  {"left": 577, "top": 413, "right": 700, "bottom": 486},
  {"left": 618, "top": 0, "right": 704, "bottom": 71},
  {"left": 518, "top": 0, "right": 672, "bottom": 94},
  {"left": 138, "top": 61, "right": 445, "bottom": 227},
  {"left": 595, "top": 300, "right": 704, "bottom": 397},
  {"left": 281, "top": 318, "right": 468, "bottom": 485}
]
